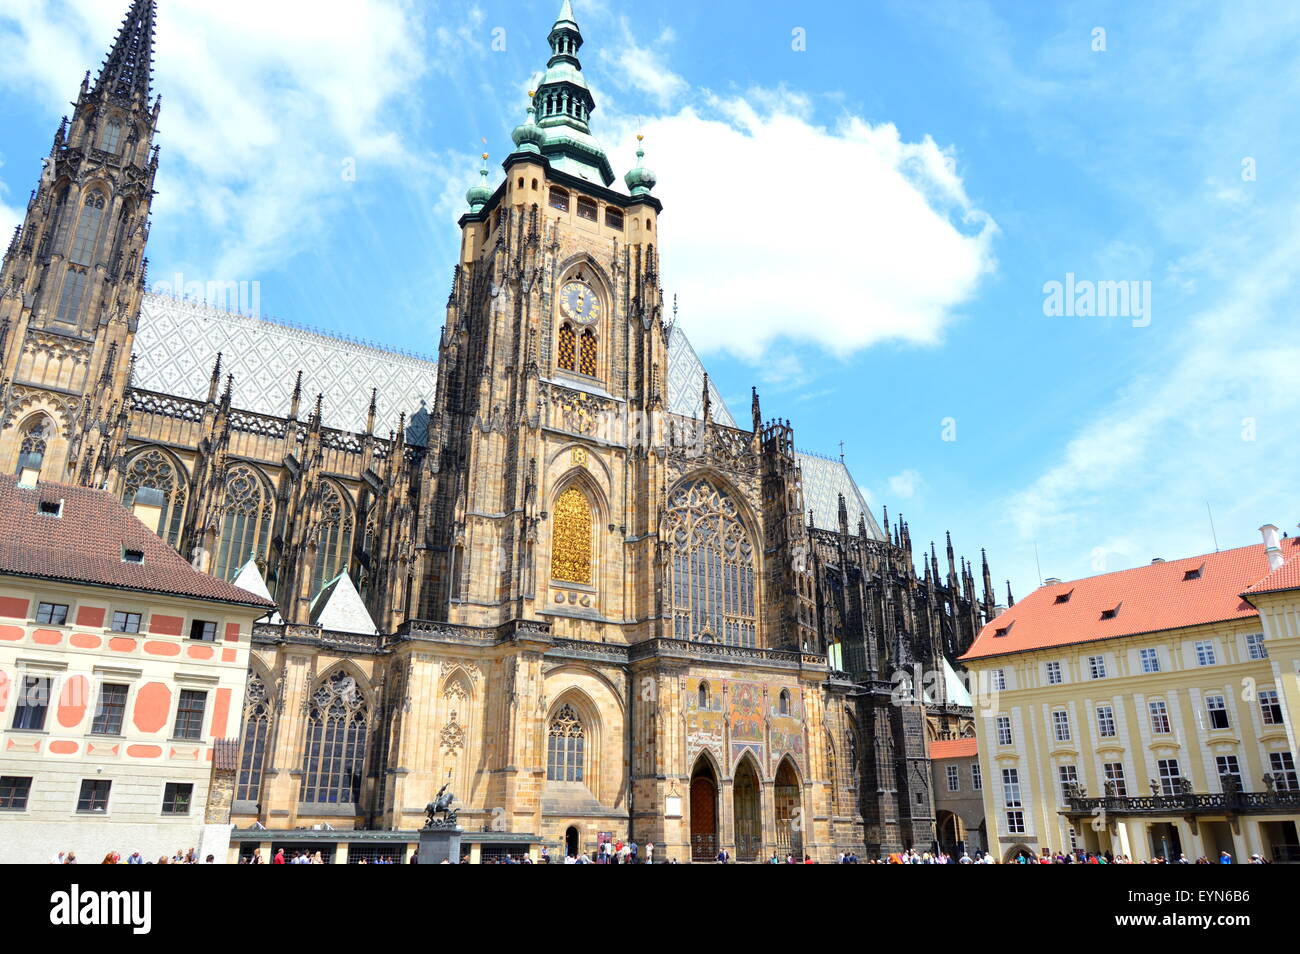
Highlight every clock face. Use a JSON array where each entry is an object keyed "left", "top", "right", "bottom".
[{"left": 560, "top": 280, "right": 601, "bottom": 325}]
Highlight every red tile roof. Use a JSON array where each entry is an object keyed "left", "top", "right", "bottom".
[
  {"left": 960, "top": 538, "right": 1300, "bottom": 662},
  {"left": 930, "top": 738, "right": 978, "bottom": 760},
  {"left": 1244, "top": 549, "right": 1300, "bottom": 597},
  {"left": 0, "top": 474, "right": 275, "bottom": 609}
]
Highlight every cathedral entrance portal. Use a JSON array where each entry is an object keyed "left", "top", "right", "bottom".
[
  {"left": 689, "top": 758, "right": 718, "bottom": 862},
  {"left": 565, "top": 826, "right": 579, "bottom": 859},
  {"left": 774, "top": 758, "right": 803, "bottom": 859},
  {"left": 733, "top": 756, "right": 761, "bottom": 862}
]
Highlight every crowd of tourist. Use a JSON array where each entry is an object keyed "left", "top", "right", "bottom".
[{"left": 51, "top": 849, "right": 216, "bottom": 864}]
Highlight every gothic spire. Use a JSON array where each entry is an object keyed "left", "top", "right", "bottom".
[{"left": 94, "top": 0, "right": 157, "bottom": 102}]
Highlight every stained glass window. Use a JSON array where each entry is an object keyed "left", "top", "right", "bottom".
[
  {"left": 546, "top": 704, "right": 585, "bottom": 782},
  {"left": 665, "top": 479, "right": 757, "bottom": 646},
  {"left": 55, "top": 268, "right": 88, "bottom": 324},
  {"left": 122, "top": 449, "right": 188, "bottom": 548},
  {"left": 69, "top": 193, "right": 106, "bottom": 266},
  {"left": 236, "top": 674, "right": 272, "bottom": 802},
  {"left": 16, "top": 417, "right": 50, "bottom": 469},
  {"left": 215, "top": 465, "right": 273, "bottom": 582},
  {"left": 579, "top": 328, "right": 597, "bottom": 376},
  {"left": 557, "top": 322, "right": 576, "bottom": 371},
  {"left": 300, "top": 670, "right": 368, "bottom": 805},
  {"left": 551, "top": 486, "right": 592, "bottom": 584},
  {"left": 310, "top": 481, "right": 355, "bottom": 595}
]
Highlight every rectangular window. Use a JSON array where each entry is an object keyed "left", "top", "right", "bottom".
[
  {"left": 1157, "top": 758, "right": 1182, "bottom": 796},
  {"left": 12, "top": 675, "right": 50, "bottom": 730},
  {"left": 971, "top": 763, "right": 982, "bottom": 791},
  {"left": 1149, "top": 700, "right": 1171, "bottom": 734},
  {"left": 1139, "top": 647, "right": 1160, "bottom": 673},
  {"left": 189, "top": 619, "right": 217, "bottom": 642},
  {"left": 1088, "top": 655, "right": 1107, "bottom": 679},
  {"left": 1005, "top": 810, "right": 1025, "bottom": 834},
  {"left": 1103, "top": 762, "right": 1128, "bottom": 796},
  {"left": 1096, "top": 705, "right": 1116, "bottom": 738},
  {"left": 946, "top": 764, "right": 960, "bottom": 792},
  {"left": 576, "top": 196, "right": 598, "bottom": 221},
  {"left": 990, "top": 669, "right": 1006, "bottom": 691},
  {"left": 604, "top": 207, "right": 624, "bottom": 230},
  {"left": 35, "top": 602, "right": 69, "bottom": 625},
  {"left": 161, "top": 782, "right": 193, "bottom": 815},
  {"left": 995, "top": 715, "right": 1013, "bottom": 746},
  {"left": 1002, "top": 768, "right": 1022, "bottom": 807},
  {"left": 76, "top": 778, "right": 111, "bottom": 813},
  {"left": 1261, "top": 689, "right": 1284, "bottom": 726},
  {"left": 0, "top": 775, "right": 32, "bottom": 810},
  {"left": 1052, "top": 710, "right": 1071, "bottom": 742},
  {"left": 1269, "top": 752, "right": 1298, "bottom": 792},
  {"left": 1246, "top": 632, "right": 1268, "bottom": 661},
  {"left": 90, "top": 683, "right": 128, "bottom": 735},
  {"left": 1206, "top": 694, "right": 1230, "bottom": 730},
  {"left": 173, "top": 690, "right": 207, "bottom": 741},
  {"left": 1195, "top": 640, "right": 1217, "bottom": 666},
  {"left": 1058, "top": 764, "right": 1078, "bottom": 801},
  {"left": 1045, "top": 661, "right": 1062, "bottom": 685},
  {"left": 1215, "top": 755, "right": 1241, "bottom": 791},
  {"left": 548, "top": 188, "right": 569, "bottom": 212},
  {"left": 56, "top": 268, "right": 88, "bottom": 324},
  {"left": 111, "top": 611, "right": 141, "bottom": 634}
]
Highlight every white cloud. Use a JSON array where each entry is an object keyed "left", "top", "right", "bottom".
[
  {"left": 888, "top": 469, "right": 923, "bottom": 500},
  {"left": 599, "top": 20, "right": 688, "bottom": 109},
  {"left": 601, "top": 91, "right": 997, "bottom": 362},
  {"left": 0, "top": 0, "right": 427, "bottom": 279}
]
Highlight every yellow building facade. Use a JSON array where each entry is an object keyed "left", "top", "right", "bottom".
[{"left": 962, "top": 530, "right": 1300, "bottom": 862}]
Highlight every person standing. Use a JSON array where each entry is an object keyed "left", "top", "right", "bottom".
[{"left": 644, "top": 842, "right": 654, "bottom": 865}]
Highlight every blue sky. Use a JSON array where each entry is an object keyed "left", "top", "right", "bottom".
[{"left": 1, "top": 0, "right": 1297, "bottom": 600}]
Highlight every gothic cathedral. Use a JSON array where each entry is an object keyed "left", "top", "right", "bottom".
[{"left": 0, "top": 1, "right": 1003, "bottom": 859}]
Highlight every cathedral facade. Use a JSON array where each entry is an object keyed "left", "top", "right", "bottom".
[{"left": 0, "top": 1, "right": 1000, "bottom": 860}]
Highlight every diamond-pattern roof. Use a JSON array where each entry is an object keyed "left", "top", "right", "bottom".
[
  {"left": 797, "top": 451, "right": 885, "bottom": 539},
  {"left": 665, "top": 324, "right": 735, "bottom": 427}
]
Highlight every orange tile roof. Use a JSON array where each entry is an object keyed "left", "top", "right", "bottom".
[
  {"left": 960, "top": 537, "right": 1300, "bottom": 662},
  {"left": 1244, "top": 549, "right": 1300, "bottom": 597},
  {"left": 0, "top": 474, "right": 275, "bottom": 608},
  {"left": 930, "top": 738, "right": 978, "bottom": 760}
]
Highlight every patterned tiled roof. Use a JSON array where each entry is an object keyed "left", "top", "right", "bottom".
[
  {"left": 961, "top": 538, "right": 1300, "bottom": 661},
  {"left": 665, "top": 324, "right": 736, "bottom": 427},
  {"left": 797, "top": 451, "right": 885, "bottom": 539},
  {"left": 133, "top": 294, "right": 437, "bottom": 444},
  {"left": 929, "top": 738, "right": 978, "bottom": 760},
  {"left": 0, "top": 474, "right": 274, "bottom": 608}
]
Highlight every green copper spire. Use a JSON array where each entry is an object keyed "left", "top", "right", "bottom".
[
  {"left": 465, "top": 152, "right": 492, "bottom": 211},
  {"left": 624, "top": 134, "right": 656, "bottom": 196},
  {"left": 527, "top": 1, "right": 614, "bottom": 186},
  {"left": 511, "top": 91, "right": 545, "bottom": 154}
]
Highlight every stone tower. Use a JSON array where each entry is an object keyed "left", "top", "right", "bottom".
[
  {"left": 414, "top": 0, "right": 669, "bottom": 640},
  {"left": 0, "top": 0, "right": 158, "bottom": 485}
]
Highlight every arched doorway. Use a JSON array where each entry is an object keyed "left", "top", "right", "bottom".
[
  {"left": 936, "top": 810, "right": 964, "bottom": 855},
  {"left": 774, "top": 758, "right": 803, "bottom": 860},
  {"left": 1003, "top": 844, "right": 1036, "bottom": 863},
  {"left": 689, "top": 757, "right": 718, "bottom": 862},
  {"left": 733, "top": 756, "right": 761, "bottom": 862}
]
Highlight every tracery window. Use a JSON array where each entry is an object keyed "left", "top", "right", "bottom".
[
  {"left": 546, "top": 703, "right": 585, "bottom": 782},
  {"left": 310, "top": 481, "right": 355, "bottom": 595},
  {"left": 579, "top": 328, "right": 597, "bottom": 376},
  {"left": 551, "top": 486, "right": 592, "bottom": 585},
  {"left": 557, "top": 323, "right": 576, "bottom": 371},
  {"left": 16, "top": 416, "right": 51, "bottom": 469},
  {"left": 69, "top": 192, "right": 106, "bottom": 266},
  {"left": 665, "top": 479, "right": 757, "bottom": 646},
  {"left": 235, "top": 674, "right": 273, "bottom": 803},
  {"left": 214, "top": 465, "right": 273, "bottom": 582},
  {"left": 55, "top": 268, "right": 89, "bottom": 325},
  {"left": 121, "top": 449, "right": 188, "bottom": 548},
  {"left": 100, "top": 120, "right": 123, "bottom": 154},
  {"left": 300, "top": 670, "right": 368, "bottom": 805}
]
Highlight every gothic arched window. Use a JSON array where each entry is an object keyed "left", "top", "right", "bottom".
[
  {"left": 546, "top": 703, "right": 585, "bottom": 782},
  {"left": 55, "top": 267, "right": 89, "bottom": 325},
  {"left": 579, "top": 328, "right": 597, "bottom": 376},
  {"left": 122, "top": 449, "right": 188, "bottom": 548},
  {"left": 16, "top": 416, "right": 51, "bottom": 471},
  {"left": 557, "top": 323, "right": 576, "bottom": 372},
  {"left": 551, "top": 486, "right": 592, "bottom": 585},
  {"left": 698, "top": 681, "right": 711, "bottom": 709},
  {"left": 215, "top": 465, "right": 273, "bottom": 582},
  {"left": 235, "top": 674, "right": 273, "bottom": 803},
  {"left": 665, "top": 479, "right": 757, "bottom": 646},
  {"left": 100, "top": 120, "right": 123, "bottom": 154},
  {"left": 300, "top": 670, "right": 368, "bottom": 805},
  {"left": 778, "top": 689, "right": 791, "bottom": 715},
  {"left": 310, "top": 481, "right": 355, "bottom": 595},
  {"left": 69, "top": 192, "right": 106, "bottom": 266}
]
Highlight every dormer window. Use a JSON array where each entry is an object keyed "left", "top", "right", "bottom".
[
  {"left": 122, "top": 548, "right": 145, "bottom": 564},
  {"left": 1100, "top": 603, "right": 1121, "bottom": 620},
  {"left": 38, "top": 499, "right": 63, "bottom": 517},
  {"left": 1054, "top": 590, "right": 1072, "bottom": 604},
  {"left": 994, "top": 621, "right": 1014, "bottom": 638},
  {"left": 1183, "top": 564, "right": 1204, "bottom": 581}
]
